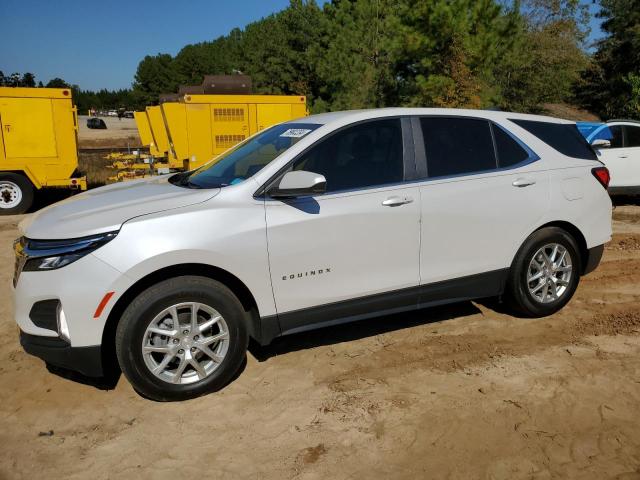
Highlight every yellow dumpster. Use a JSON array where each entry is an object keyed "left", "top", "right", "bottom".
[{"left": 0, "top": 87, "right": 86, "bottom": 214}]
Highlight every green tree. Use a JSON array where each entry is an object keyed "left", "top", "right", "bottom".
[
  {"left": 392, "top": 0, "right": 517, "bottom": 108},
  {"left": 8, "top": 73, "right": 21, "bottom": 87},
  {"left": 21, "top": 72, "right": 36, "bottom": 87},
  {"left": 493, "top": 0, "right": 590, "bottom": 112},
  {"left": 133, "top": 54, "right": 181, "bottom": 105},
  {"left": 46, "top": 77, "right": 71, "bottom": 88},
  {"left": 577, "top": 0, "right": 640, "bottom": 117},
  {"left": 312, "top": 0, "right": 399, "bottom": 110}
]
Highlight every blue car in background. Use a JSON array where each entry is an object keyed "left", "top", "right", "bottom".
[{"left": 577, "top": 120, "right": 640, "bottom": 194}]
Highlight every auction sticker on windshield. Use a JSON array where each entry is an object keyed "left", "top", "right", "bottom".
[{"left": 280, "top": 129, "right": 313, "bottom": 138}]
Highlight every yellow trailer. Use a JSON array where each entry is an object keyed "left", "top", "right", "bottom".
[
  {"left": 127, "top": 94, "right": 308, "bottom": 178},
  {"left": 0, "top": 87, "right": 86, "bottom": 214}
]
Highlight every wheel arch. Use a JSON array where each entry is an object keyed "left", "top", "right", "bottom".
[
  {"left": 525, "top": 220, "right": 589, "bottom": 273},
  {"left": 101, "top": 263, "right": 262, "bottom": 373}
]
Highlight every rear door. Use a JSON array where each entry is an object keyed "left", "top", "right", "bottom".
[
  {"left": 264, "top": 118, "right": 421, "bottom": 331},
  {"left": 416, "top": 116, "right": 549, "bottom": 287}
]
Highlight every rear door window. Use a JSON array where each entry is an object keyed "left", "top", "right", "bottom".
[
  {"left": 511, "top": 119, "right": 597, "bottom": 160},
  {"left": 493, "top": 125, "right": 530, "bottom": 168},
  {"left": 624, "top": 125, "right": 640, "bottom": 147},
  {"left": 420, "top": 117, "right": 497, "bottom": 177},
  {"left": 593, "top": 125, "right": 623, "bottom": 148}
]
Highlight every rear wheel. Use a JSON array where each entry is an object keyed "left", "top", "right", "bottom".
[
  {"left": 505, "top": 227, "right": 582, "bottom": 317},
  {"left": 0, "top": 173, "right": 34, "bottom": 215},
  {"left": 115, "top": 276, "right": 249, "bottom": 401}
]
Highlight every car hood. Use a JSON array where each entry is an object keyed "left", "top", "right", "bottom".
[{"left": 20, "top": 175, "right": 220, "bottom": 239}]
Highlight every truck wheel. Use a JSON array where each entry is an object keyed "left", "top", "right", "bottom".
[
  {"left": 0, "top": 173, "right": 34, "bottom": 215},
  {"left": 505, "top": 227, "right": 581, "bottom": 317},
  {"left": 115, "top": 276, "right": 249, "bottom": 401}
]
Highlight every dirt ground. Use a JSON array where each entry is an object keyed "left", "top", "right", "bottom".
[
  {"left": 77, "top": 115, "right": 141, "bottom": 149},
  {"left": 1, "top": 204, "right": 640, "bottom": 479}
]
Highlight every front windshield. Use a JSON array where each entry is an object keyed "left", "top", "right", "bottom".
[{"left": 176, "top": 123, "right": 320, "bottom": 189}]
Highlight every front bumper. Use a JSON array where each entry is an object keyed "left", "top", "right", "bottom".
[
  {"left": 14, "top": 253, "right": 124, "bottom": 345},
  {"left": 20, "top": 331, "right": 103, "bottom": 377}
]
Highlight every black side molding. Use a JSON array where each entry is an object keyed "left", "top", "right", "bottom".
[{"left": 256, "top": 269, "right": 508, "bottom": 345}]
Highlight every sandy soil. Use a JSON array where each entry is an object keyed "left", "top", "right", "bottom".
[
  {"left": 1, "top": 206, "right": 640, "bottom": 479},
  {"left": 77, "top": 116, "right": 141, "bottom": 149}
]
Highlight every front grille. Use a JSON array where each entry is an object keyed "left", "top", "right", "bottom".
[{"left": 13, "top": 237, "right": 26, "bottom": 288}]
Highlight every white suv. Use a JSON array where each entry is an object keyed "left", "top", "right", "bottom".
[
  {"left": 14, "top": 109, "right": 612, "bottom": 401},
  {"left": 583, "top": 119, "right": 640, "bottom": 194}
]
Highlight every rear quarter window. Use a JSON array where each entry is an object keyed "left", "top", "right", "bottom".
[
  {"left": 493, "top": 125, "right": 530, "bottom": 168},
  {"left": 510, "top": 119, "right": 597, "bottom": 161}
]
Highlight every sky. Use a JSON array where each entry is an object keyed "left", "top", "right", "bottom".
[{"left": 0, "top": 0, "right": 604, "bottom": 92}]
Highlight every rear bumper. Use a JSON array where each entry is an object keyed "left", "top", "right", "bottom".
[
  {"left": 583, "top": 244, "right": 605, "bottom": 276},
  {"left": 20, "top": 331, "right": 103, "bottom": 377}
]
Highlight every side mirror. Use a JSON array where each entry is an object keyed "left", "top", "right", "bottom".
[
  {"left": 591, "top": 139, "right": 611, "bottom": 149},
  {"left": 268, "top": 170, "right": 326, "bottom": 199}
]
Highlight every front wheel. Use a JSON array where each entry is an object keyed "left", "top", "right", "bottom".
[
  {"left": 0, "top": 173, "right": 34, "bottom": 215},
  {"left": 115, "top": 276, "right": 249, "bottom": 401},
  {"left": 505, "top": 227, "right": 582, "bottom": 317}
]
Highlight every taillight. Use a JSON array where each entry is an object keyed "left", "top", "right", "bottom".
[{"left": 592, "top": 167, "right": 610, "bottom": 190}]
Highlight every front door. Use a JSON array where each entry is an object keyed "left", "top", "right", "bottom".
[{"left": 264, "top": 118, "right": 421, "bottom": 333}]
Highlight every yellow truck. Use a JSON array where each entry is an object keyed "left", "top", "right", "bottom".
[
  {"left": 0, "top": 87, "right": 86, "bottom": 214},
  {"left": 126, "top": 94, "right": 308, "bottom": 177}
]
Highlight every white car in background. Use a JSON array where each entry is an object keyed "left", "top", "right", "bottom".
[{"left": 582, "top": 120, "right": 640, "bottom": 194}]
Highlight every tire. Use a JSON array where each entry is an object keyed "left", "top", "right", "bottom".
[
  {"left": 115, "top": 276, "right": 249, "bottom": 401},
  {"left": 505, "top": 227, "right": 582, "bottom": 317},
  {"left": 0, "top": 173, "right": 34, "bottom": 215}
]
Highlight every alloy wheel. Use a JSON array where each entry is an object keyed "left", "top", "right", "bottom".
[
  {"left": 527, "top": 243, "right": 573, "bottom": 304},
  {"left": 141, "top": 302, "right": 230, "bottom": 385}
]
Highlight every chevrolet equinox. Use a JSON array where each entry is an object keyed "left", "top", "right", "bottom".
[{"left": 14, "top": 109, "right": 612, "bottom": 401}]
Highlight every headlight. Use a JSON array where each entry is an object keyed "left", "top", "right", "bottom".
[{"left": 21, "top": 232, "right": 118, "bottom": 272}]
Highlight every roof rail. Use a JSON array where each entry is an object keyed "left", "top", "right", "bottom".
[{"left": 606, "top": 119, "right": 640, "bottom": 124}]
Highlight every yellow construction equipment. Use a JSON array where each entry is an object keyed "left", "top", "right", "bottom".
[
  {"left": 120, "top": 93, "right": 308, "bottom": 180},
  {"left": 0, "top": 87, "right": 86, "bottom": 214}
]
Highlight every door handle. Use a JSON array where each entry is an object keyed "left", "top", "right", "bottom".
[
  {"left": 512, "top": 178, "right": 536, "bottom": 187},
  {"left": 382, "top": 195, "right": 413, "bottom": 207},
  {"left": 618, "top": 155, "right": 628, "bottom": 158}
]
